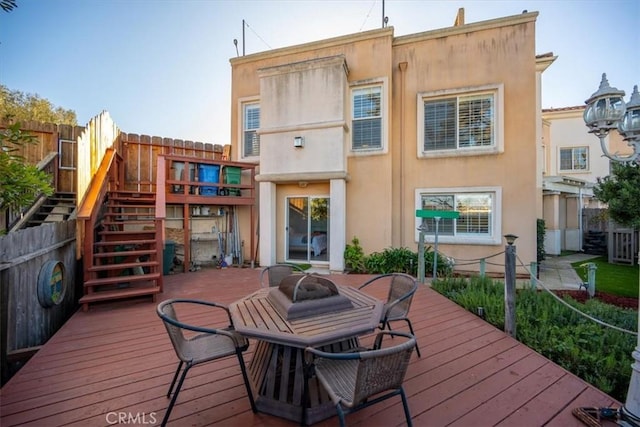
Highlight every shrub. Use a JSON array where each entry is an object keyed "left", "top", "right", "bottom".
[
  {"left": 344, "top": 237, "right": 366, "bottom": 273},
  {"left": 431, "top": 276, "right": 636, "bottom": 402}
]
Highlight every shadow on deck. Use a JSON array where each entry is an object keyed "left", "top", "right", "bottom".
[{"left": 0, "top": 267, "right": 619, "bottom": 426}]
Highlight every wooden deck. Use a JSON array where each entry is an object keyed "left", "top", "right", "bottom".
[{"left": 0, "top": 268, "right": 620, "bottom": 427}]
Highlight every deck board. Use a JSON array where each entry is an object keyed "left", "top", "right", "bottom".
[{"left": 0, "top": 268, "right": 621, "bottom": 427}]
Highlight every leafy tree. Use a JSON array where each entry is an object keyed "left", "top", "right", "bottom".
[
  {"left": 0, "top": 85, "right": 77, "bottom": 126},
  {"left": 593, "top": 162, "right": 640, "bottom": 229},
  {"left": 0, "top": 119, "right": 54, "bottom": 213}
]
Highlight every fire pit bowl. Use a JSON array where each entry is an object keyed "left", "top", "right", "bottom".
[{"left": 267, "top": 274, "right": 354, "bottom": 320}]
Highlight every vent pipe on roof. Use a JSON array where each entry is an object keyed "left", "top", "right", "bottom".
[{"left": 454, "top": 8, "right": 465, "bottom": 26}]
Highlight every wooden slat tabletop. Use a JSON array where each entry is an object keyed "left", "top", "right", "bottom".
[{"left": 229, "top": 286, "right": 383, "bottom": 348}]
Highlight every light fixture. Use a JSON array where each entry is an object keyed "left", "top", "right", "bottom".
[
  {"left": 584, "top": 74, "right": 640, "bottom": 163},
  {"left": 298, "top": 181, "right": 308, "bottom": 188},
  {"left": 503, "top": 234, "right": 518, "bottom": 246},
  {"left": 294, "top": 136, "right": 304, "bottom": 148},
  {"left": 584, "top": 73, "right": 640, "bottom": 426}
]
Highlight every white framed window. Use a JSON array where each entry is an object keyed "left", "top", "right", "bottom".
[
  {"left": 351, "top": 81, "right": 386, "bottom": 153},
  {"left": 559, "top": 147, "right": 588, "bottom": 171},
  {"left": 243, "top": 102, "right": 260, "bottom": 158},
  {"left": 418, "top": 84, "right": 503, "bottom": 158},
  {"left": 415, "top": 187, "right": 502, "bottom": 245}
]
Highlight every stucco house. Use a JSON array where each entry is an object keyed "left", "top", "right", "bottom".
[
  {"left": 541, "top": 106, "right": 628, "bottom": 255},
  {"left": 229, "top": 9, "right": 545, "bottom": 274}
]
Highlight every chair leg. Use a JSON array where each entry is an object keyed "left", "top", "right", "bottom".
[
  {"left": 167, "top": 361, "right": 184, "bottom": 398},
  {"left": 162, "top": 363, "right": 191, "bottom": 427},
  {"left": 399, "top": 387, "right": 413, "bottom": 427},
  {"left": 403, "top": 318, "right": 421, "bottom": 357},
  {"left": 336, "top": 404, "right": 347, "bottom": 427},
  {"left": 236, "top": 351, "right": 257, "bottom": 413}
]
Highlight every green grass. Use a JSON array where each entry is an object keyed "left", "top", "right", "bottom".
[{"left": 572, "top": 256, "right": 639, "bottom": 298}]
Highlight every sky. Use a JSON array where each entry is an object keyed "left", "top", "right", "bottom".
[{"left": 1, "top": 0, "right": 638, "bottom": 145}]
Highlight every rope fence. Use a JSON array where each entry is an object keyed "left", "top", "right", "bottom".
[{"left": 430, "top": 248, "right": 637, "bottom": 337}]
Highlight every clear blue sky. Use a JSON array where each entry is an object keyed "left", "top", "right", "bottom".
[{"left": 1, "top": 0, "right": 638, "bottom": 145}]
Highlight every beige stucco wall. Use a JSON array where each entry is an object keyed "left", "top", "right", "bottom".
[
  {"left": 230, "top": 12, "right": 542, "bottom": 272},
  {"left": 391, "top": 14, "right": 539, "bottom": 270}
]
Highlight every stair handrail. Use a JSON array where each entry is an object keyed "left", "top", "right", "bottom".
[{"left": 77, "top": 148, "right": 119, "bottom": 272}]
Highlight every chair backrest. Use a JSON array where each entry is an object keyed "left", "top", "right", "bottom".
[
  {"left": 385, "top": 274, "right": 417, "bottom": 319},
  {"left": 260, "top": 263, "right": 304, "bottom": 287},
  {"left": 157, "top": 300, "right": 190, "bottom": 361},
  {"left": 351, "top": 333, "right": 415, "bottom": 406}
]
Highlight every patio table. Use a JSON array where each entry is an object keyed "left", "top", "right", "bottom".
[{"left": 229, "top": 281, "right": 383, "bottom": 425}]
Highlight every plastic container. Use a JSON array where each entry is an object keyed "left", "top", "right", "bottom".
[
  {"left": 163, "top": 240, "right": 176, "bottom": 275},
  {"left": 171, "top": 162, "right": 184, "bottom": 193},
  {"left": 198, "top": 164, "right": 220, "bottom": 196},
  {"left": 222, "top": 166, "right": 241, "bottom": 196}
]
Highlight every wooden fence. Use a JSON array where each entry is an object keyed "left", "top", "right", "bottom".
[
  {"left": 0, "top": 220, "right": 79, "bottom": 385},
  {"left": 582, "top": 208, "right": 638, "bottom": 265},
  {"left": 120, "top": 133, "right": 224, "bottom": 193}
]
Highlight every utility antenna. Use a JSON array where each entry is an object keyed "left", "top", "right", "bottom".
[
  {"left": 242, "top": 19, "right": 245, "bottom": 56},
  {"left": 382, "top": 0, "right": 385, "bottom": 28}
]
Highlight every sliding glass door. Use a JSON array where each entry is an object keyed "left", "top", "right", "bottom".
[{"left": 286, "top": 196, "right": 329, "bottom": 263}]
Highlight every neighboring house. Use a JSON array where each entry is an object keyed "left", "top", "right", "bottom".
[
  {"left": 230, "top": 10, "right": 544, "bottom": 273},
  {"left": 541, "top": 106, "right": 628, "bottom": 254}
]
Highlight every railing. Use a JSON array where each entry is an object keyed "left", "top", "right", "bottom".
[{"left": 77, "top": 148, "right": 120, "bottom": 279}]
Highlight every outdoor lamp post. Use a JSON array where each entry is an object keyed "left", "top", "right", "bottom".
[
  {"left": 584, "top": 73, "right": 640, "bottom": 427},
  {"left": 584, "top": 73, "right": 640, "bottom": 163}
]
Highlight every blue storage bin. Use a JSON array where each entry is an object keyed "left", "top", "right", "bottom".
[{"left": 198, "top": 164, "right": 220, "bottom": 196}]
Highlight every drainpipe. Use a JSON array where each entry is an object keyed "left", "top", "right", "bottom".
[{"left": 399, "top": 62, "right": 408, "bottom": 246}]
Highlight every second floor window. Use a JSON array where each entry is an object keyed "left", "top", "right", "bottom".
[
  {"left": 244, "top": 103, "right": 260, "bottom": 157},
  {"left": 352, "top": 86, "right": 382, "bottom": 150},
  {"left": 423, "top": 92, "right": 495, "bottom": 152},
  {"left": 559, "top": 147, "right": 588, "bottom": 171}
]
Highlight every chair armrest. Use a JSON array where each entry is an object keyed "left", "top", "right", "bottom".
[
  {"left": 358, "top": 273, "right": 394, "bottom": 290},
  {"left": 305, "top": 346, "right": 362, "bottom": 360},
  {"left": 157, "top": 299, "right": 244, "bottom": 345}
]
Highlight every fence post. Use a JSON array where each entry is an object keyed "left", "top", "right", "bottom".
[
  {"left": 529, "top": 261, "right": 537, "bottom": 289},
  {"left": 479, "top": 258, "right": 486, "bottom": 278},
  {"left": 504, "top": 234, "right": 517, "bottom": 338},
  {"left": 417, "top": 226, "right": 426, "bottom": 284},
  {"left": 586, "top": 263, "right": 597, "bottom": 298}
]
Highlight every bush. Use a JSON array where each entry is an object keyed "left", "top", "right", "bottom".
[
  {"left": 344, "top": 237, "right": 366, "bottom": 273},
  {"left": 431, "top": 276, "right": 637, "bottom": 402},
  {"left": 344, "top": 237, "right": 455, "bottom": 276}
]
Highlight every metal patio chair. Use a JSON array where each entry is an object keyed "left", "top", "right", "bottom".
[
  {"left": 260, "top": 263, "right": 306, "bottom": 287},
  {"left": 304, "top": 331, "right": 416, "bottom": 427},
  {"left": 358, "top": 273, "right": 421, "bottom": 357},
  {"left": 156, "top": 298, "right": 256, "bottom": 426}
]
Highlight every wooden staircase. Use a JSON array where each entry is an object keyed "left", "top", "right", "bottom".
[
  {"left": 25, "top": 192, "right": 77, "bottom": 227},
  {"left": 79, "top": 190, "right": 163, "bottom": 311}
]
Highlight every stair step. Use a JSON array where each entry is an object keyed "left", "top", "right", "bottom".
[
  {"left": 95, "top": 239, "right": 157, "bottom": 247},
  {"left": 79, "top": 286, "right": 160, "bottom": 304},
  {"left": 103, "top": 220, "right": 156, "bottom": 225},
  {"left": 84, "top": 272, "right": 161, "bottom": 287},
  {"left": 110, "top": 195, "right": 155, "bottom": 202},
  {"left": 94, "top": 249, "right": 157, "bottom": 258},
  {"left": 110, "top": 190, "right": 155, "bottom": 196},
  {"left": 99, "top": 230, "right": 156, "bottom": 236},
  {"left": 107, "top": 203, "right": 156, "bottom": 212},
  {"left": 89, "top": 260, "right": 160, "bottom": 272}
]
